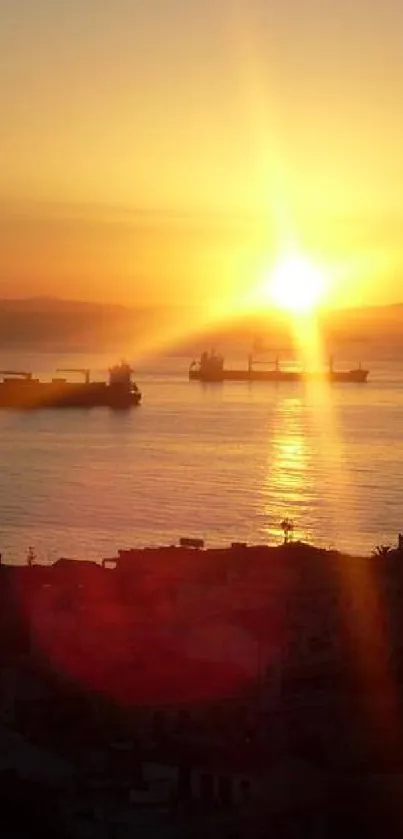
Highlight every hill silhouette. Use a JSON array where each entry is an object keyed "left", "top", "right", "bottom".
[
  {"left": 0, "top": 298, "right": 171, "bottom": 352},
  {"left": 0, "top": 297, "right": 400, "bottom": 353}
]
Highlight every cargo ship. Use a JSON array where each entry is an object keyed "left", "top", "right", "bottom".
[
  {"left": 0, "top": 360, "right": 141, "bottom": 408},
  {"left": 189, "top": 351, "right": 369, "bottom": 384}
]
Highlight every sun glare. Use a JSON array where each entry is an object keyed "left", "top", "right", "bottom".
[{"left": 265, "top": 253, "right": 327, "bottom": 314}]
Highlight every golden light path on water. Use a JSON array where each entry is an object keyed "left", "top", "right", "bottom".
[
  {"left": 264, "top": 396, "right": 314, "bottom": 545},
  {"left": 253, "top": 249, "right": 356, "bottom": 543}
]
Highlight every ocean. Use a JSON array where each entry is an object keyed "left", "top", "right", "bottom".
[{"left": 0, "top": 350, "right": 402, "bottom": 563}]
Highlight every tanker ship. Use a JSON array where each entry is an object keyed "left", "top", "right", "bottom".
[
  {"left": 189, "top": 350, "right": 369, "bottom": 384},
  {"left": 0, "top": 361, "right": 141, "bottom": 408}
]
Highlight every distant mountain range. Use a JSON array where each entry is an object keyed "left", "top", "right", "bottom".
[
  {"left": 0, "top": 297, "right": 400, "bottom": 353},
  {"left": 0, "top": 298, "right": 178, "bottom": 353},
  {"left": 0, "top": 297, "right": 125, "bottom": 313}
]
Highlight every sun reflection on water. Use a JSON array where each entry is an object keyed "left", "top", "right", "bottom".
[{"left": 264, "top": 396, "right": 315, "bottom": 545}]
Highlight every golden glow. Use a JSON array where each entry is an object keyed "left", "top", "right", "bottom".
[
  {"left": 264, "top": 253, "right": 328, "bottom": 314},
  {"left": 2, "top": 2, "right": 403, "bottom": 308},
  {"left": 264, "top": 397, "right": 315, "bottom": 545}
]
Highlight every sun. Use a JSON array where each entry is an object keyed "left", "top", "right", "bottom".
[{"left": 264, "top": 253, "right": 327, "bottom": 314}]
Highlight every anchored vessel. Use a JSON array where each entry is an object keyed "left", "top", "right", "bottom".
[
  {"left": 189, "top": 351, "right": 369, "bottom": 384},
  {"left": 0, "top": 361, "right": 141, "bottom": 408}
]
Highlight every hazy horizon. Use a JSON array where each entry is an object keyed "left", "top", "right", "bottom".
[{"left": 0, "top": 291, "right": 402, "bottom": 313}]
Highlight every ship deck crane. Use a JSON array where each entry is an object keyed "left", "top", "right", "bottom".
[
  {"left": 0, "top": 370, "right": 33, "bottom": 379},
  {"left": 56, "top": 368, "right": 91, "bottom": 384},
  {"left": 248, "top": 348, "right": 291, "bottom": 373}
]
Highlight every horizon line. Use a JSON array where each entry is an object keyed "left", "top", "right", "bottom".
[{"left": 0, "top": 294, "right": 401, "bottom": 314}]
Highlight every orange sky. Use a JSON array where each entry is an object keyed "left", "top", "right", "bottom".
[{"left": 1, "top": 0, "right": 403, "bottom": 307}]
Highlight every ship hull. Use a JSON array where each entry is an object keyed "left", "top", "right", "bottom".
[
  {"left": 189, "top": 369, "right": 369, "bottom": 384},
  {"left": 0, "top": 382, "right": 142, "bottom": 409}
]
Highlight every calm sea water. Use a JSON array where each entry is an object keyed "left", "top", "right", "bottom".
[{"left": 0, "top": 350, "right": 402, "bottom": 563}]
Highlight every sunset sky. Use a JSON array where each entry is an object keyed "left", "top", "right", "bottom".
[{"left": 1, "top": 0, "right": 403, "bottom": 308}]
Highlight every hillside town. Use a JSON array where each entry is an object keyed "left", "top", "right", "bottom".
[{"left": 1, "top": 535, "right": 403, "bottom": 837}]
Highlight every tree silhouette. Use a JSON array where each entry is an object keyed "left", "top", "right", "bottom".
[
  {"left": 27, "top": 546, "right": 36, "bottom": 566},
  {"left": 372, "top": 545, "right": 391, "bottom": 558},
  {"left": 281, "top": 519, "right": 294, "bottom": 544}
]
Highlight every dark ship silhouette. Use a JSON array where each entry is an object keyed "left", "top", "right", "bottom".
[
  {"left": 0, "top": 361, "right": 141, "bottom": 408},
  {"left": 189, "top": 350, "right": 369, "bottom": 384}
]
